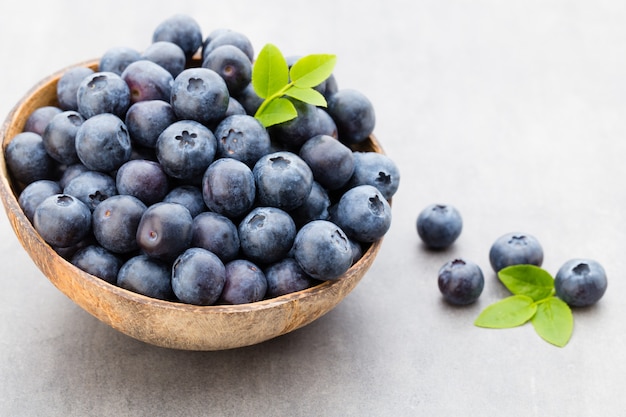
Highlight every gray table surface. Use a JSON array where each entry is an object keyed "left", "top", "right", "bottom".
[{"left": 2, "top": 1, "right": 625, "bottom": 416}]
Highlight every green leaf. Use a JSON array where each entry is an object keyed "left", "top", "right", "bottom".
[
  {"left": 252, "top": 43, "right": 289, "bottom": 99},
  {"left": 254, "top": 97, "right": 297, "bottom": 127},
  {"left": 531, "top": 297, "right": 573, "bottom": 347},
  {"left": 498, "top": 265, "right": 554, "bottom": 301},
  {"left": 289, "top": 54, "right": 337, "bottom": 88},
  {"left": 474, "top": 295, "right": 537, "bottom": 329},
  {"left": 284, "top": 86, "right": 327, "bottom": 107}
]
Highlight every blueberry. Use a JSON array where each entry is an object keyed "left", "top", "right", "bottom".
[
  {"left": 33, "top": 194, "right": 92, "bottom": 248},
  {"left": 152, "top": 14, "right": 203, "bottom": 59},
  {"left": 117, "top": 255, "right": 174, "bottom": 300},
  {"left": 264, "top": 258, "right": 317, "bottom": 298},
  {"left": 202, "top": 157, "right": 255, "bottom": 219},
  {"left": 18, "top": 179, "right": 62, "bottom": 223},
  {"left": 332, "top": 184, "right": 392, "bottom": 243},
  {"left": 292, "top": 220, "right": 353, "bottom": 280},
  {"left": 171, "top": 248, "right": 226, "bottom": 305},
  {"left": 202, "top": 30, "right": 254, "bottom": 62},
  {"left": 71, "top": 245, "right": 123, "bottom": 284},
  {"left": 253, "top": 151, "right": 314, "bottom": 211},
  {"left": 120, "top": 60, "right": 174, "bottom": 104},
  {"left": 76, "top": 72, "right": 131, "bottom": 119},
  {"left": 136, "top": 202, "right": 193, "bottom": 262},
  {"left": 289, "top": 181, "right": 331, "bottom": 228},
  {"left": 170, "top": 67, "right": 229, "bottom": 126},
  {"left": 202, "top": 44, "right": 252, "bottom": 96},
  {"left": 5, "top": 132, "right": 56, "bottom": 186},
  {"left": 42, "top": 110, "right": 84, "bottom": 165},
  {"left": 125, "top": 100, "right": 177, "bottom": 149},
  {"left": 299, "top": 135, "right": 354, "bottom": 190},
  {"left": 268, "top": 100, "right": 336, "bottom": 150},
  {"left": 23, "top": 106, "right": 63, "bottom": 135},
  {"left": 224, "top": 97, "right": 247, "bottom": 118},
  {"left": 191, "top": 211, "right": 240, "bottom": 263},
  {"left": 214, "top": 114, "right": 271, "bottom": 167},
  {"left": 63, "top": 170, "right": 117, "bottom": 211},
  {"left": 234, "top": 82, "right": 263, "bottom": 116},
  {"left": 59, "top": 163, "right": 89, "bottom": 189},
  {"left": 218, "top": 259, "right": 267, "bottom": 305},
  {"left": 438, "top": 258, "right": 485, "bottom": 305},
  {"left": 555, "top": 259, "right": 608, "bottom": 307},
  {"left": 92, "top": 194, "right": 147, "bottom": 254},
  {"left": 57, "top": 66, "right": 95, "bottom": 111},
  {"left": 163, "top": 185, "right": 206, "bottom": 218},
  {"left": 238, "top": 206, "right": 296, "bottom": 265},
  {"left": 156, "top": 120, "right": 217, "bottom": 180},
  {"left": 489, "top": 232, "right": 544, "bottom": 272},
  {"left": 416, "top": 204, "right": 463, "bottom": 249},
  {"left": 116, "top": 159, "right": 169, "bottom": 206},
  {"left": 348, "top": 151, "right": 400, "bottom": 201},
  {"left": 327, "top": 89, "right": 375, "bottom": 144},
  {"left": 75, "top": 113, "right": 132, "bottom": 172},
  {"left": 141, "top": 41, "right": 186, "bottom": 78},
  {"left": 99, "top": 46, "right": 141, "bottom": 75}
]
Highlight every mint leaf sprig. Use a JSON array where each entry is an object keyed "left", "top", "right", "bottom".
[
  {"left": 251, "top": 43, "right": 336, "bottom": 127},
  {"left": 474, "top": 265, "right": 574, "bottom": 347}
]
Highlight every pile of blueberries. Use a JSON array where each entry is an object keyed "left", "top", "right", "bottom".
[{"left": 5, "top": 14, "right": 400, "bottom": 306}]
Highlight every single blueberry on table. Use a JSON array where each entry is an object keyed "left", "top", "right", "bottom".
[
  {"left": 42, "top": 110, "right": 84, "bottom": 165},
  {"left": 5, "top": 132, "right": 56, "bottom": 186},
  {"left": 238, "top": 206, "right": 296, "bottom": 265},
  {"left": 76, "top": 72, "right": 131, "bottom": 119},
  {"left": 92, "top": 194, "right": 147, "bottom": 254},
  {"left": 33, "top": 194, "right": 92, "bottom": 248},
  {"left": 63, "top": 170, "right": 117, "bottom": 211},
  {"left": 416, "top": 204, "right": 463, "bottom": 249},
  {"left": 170, "top": 67, "right": 229, "bottom": 126},
  {"left": 125, "top": 100, "right": 178, "bottom": 149},
  {"left": 438, "top": 258, "right": 484, "bottom": 305},
  {"left": 332, "top": 184, "right": 392, "bottom": 243},
  {"left": 489, "top": 232, "right": 544, "bottom": 272},
  {"left": 18, "top": 179, "right": 62, "bottom": 223},
  {"left": 218, "top": 259, "right": 267, "bottom": 305},
  {"left": 191, "top": 211, "right": 240, "bottom": 263},
  {"left": 117, "top": 254, "right": 174, "bottom": 301},
  {"left": 555, "top": 259, "right": 608, "bottom": 307},
  {"left": 71, "top": 245, "right": 123, "bottom": 285},
  {"left": 202, "top": 157, "right": 256, "bottom": 219},
  {"left": 136, "top": 202, "right": 193, "bottom": 262},
  {"left": 75, "top": 113, "right": 132, "bottom": 172},
  {"left": 171, "top": 247, "right": 226, "bottom": 306},
  {"left": 56, "top": 66, "right": 95, "bottom": 111},
  {"left": 264, "top": 258, "right": 318, "bottom": 298}
]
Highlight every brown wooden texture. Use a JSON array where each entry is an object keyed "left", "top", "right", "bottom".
[{"left": 0, "top": 60, "right": 386, "bottom": 350}]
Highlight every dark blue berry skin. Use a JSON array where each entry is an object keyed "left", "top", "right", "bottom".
[
  {"left": 92, "top": 195, "right": 147, "bottom": 254},
  {"left": 33, "top": 194, "right": 92, "bottom": 248},
  {"left": 191, "top": 212, "right": 240, "bottom": 263},
  {"left": 18, "top": 179, "right": 62, "bottom": 223},
  {"left": 238, "top": 207, "right": 296, "bottom": 265},
  {"left": 348, "top": 151, "right": 400, "bottom": 201},
  {"left": 218, "top": 259, "right": 267, "bottom": 305},
  {"left": 299, "top": 134, "right": 355, "bottom": 190},
  {"left": 42, "top": 110, "right": 84, "bottom": 165},
  {"left": 75, "top": 113, "right": 132, "bottom": 172},
  {"left": 163, "top": 185, "right": 206, "bottom": 218},
  {"left": 116, "top": 159, "right": 169, "bottom": 206},
  {"left": 5, "top": 132, "right": 56, "bottom": 186},
  {"left": 332, "top": 185, "right": 392, "bottom": 243},
  {"left": 489, "top": 232, "right": 544, "bottom": 272},
  {"left": 202, "top": 44, "right": 252, "bottom": 96},
  {"left": 264, "top": 257, "right": 317, "bottom": 298},
  {"left": 555, "top": 259, "right": 608, "bottom": 307},
  {"left": 141, "top": 41, "right": 186, "bottom": 78},
  {"left": 76, "top": 72, "right": 131, "bottom": 119},
  {"left": 57, "top": 67, "right": 94, "bottom": 111},
  {"left": 268, "top": 100, "right": 336, "bottom": 150},
  {"left": 202, "top": 157, "right": 255, "bottom": 219},
  {"left": 23, "top": 106, "right": 62, "bottom": 136},
  {"left": 125, "top": 100, "right": 177, "bottom": 149},
  {"left": 71, "top": 245, "right": 123, "bottom": 284},
  {"left": 171, "top": 248, "right": 226, "bottom": 306},
  {"left": 224, "top": 97, "right": 247, "bottom": 118},
  {"left": 416, "top": 204, "right": 463, "bottom": 249},
  {"left": 59, "top": 163, "right": 89, "bottom": 189},
  {"left": 202, "top": 30, "right": 254, "bottom": 62},
  {"left": 63, "top": 170, "right": 117, "bottom": 211},
  {"left": 253, "top": 151, "right": 314, "bottom": 211},
  {"left": 152, "top": 14, "right": 203, "bottom": 59},
  {"left": 438, "top": 259, "right": 485, "bottom": 305},
  {"left": 136, "top": 202, "right": 193, "bottom": 262},
  {"left": 234, "top": 83, "right": 263, "bottom": 116},
  {"left": 327, "top": 89, "right": 376, "bottom": 144},
  {"left": 170, "top": 67, "right": 229, "bottom": 126},
  {"left": 292, "top": 220, "right": 353, "bottom": 280},
  {"left": 117, "top": 255, "right": 174, "bottom": 301},
  {"left": 121, "top": 60, "right": 174, "bottom": 104},
  {"left": 214, "top": 114, "right": 271, "bottom": 168},
  {"left": 156, "top": 120, "right": 217, "bottom": 180},
  {"left": 289, "top": 181, "right": 330, "bottom": 228},
  {"left": 99, "top": 46, "right": 141, "bottom": 75}
]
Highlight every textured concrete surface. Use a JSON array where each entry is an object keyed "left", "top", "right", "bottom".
[{"left": 1, "top": 1, "right": 625, "bottom": 415}]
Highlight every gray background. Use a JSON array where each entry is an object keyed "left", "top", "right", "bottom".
[{"left": 1, "top": 1, "right": 625, "bottom": 415}]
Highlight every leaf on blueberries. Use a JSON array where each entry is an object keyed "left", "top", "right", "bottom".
[
  {"left": 498, "top": 264, "right": 554, "bottom": 301},
  {"left": 284, "top": 85, "right": 327, "bottom": 107},
  {"left": 531, "top": 297, "right": 573, "bottom": 347},
  {"left": 474, "top": 295, "right": 537, "bottom": 329},
  {"left": 254, "top": 97, "right": 297, "bottom": 127},
  {"left": 252, "top": 43, "right": 289, "bottom": 99},
  {"left": 289, "top": 54, "right": 337, "bottom": 88}
]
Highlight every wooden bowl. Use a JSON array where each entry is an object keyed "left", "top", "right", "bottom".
[{"left": 0, "top": 60, "right": 386, "bottom": 351}]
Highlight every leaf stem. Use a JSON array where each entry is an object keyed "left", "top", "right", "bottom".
[{"left": 254, "top": 82, "right": 295, "bottom": 118}]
